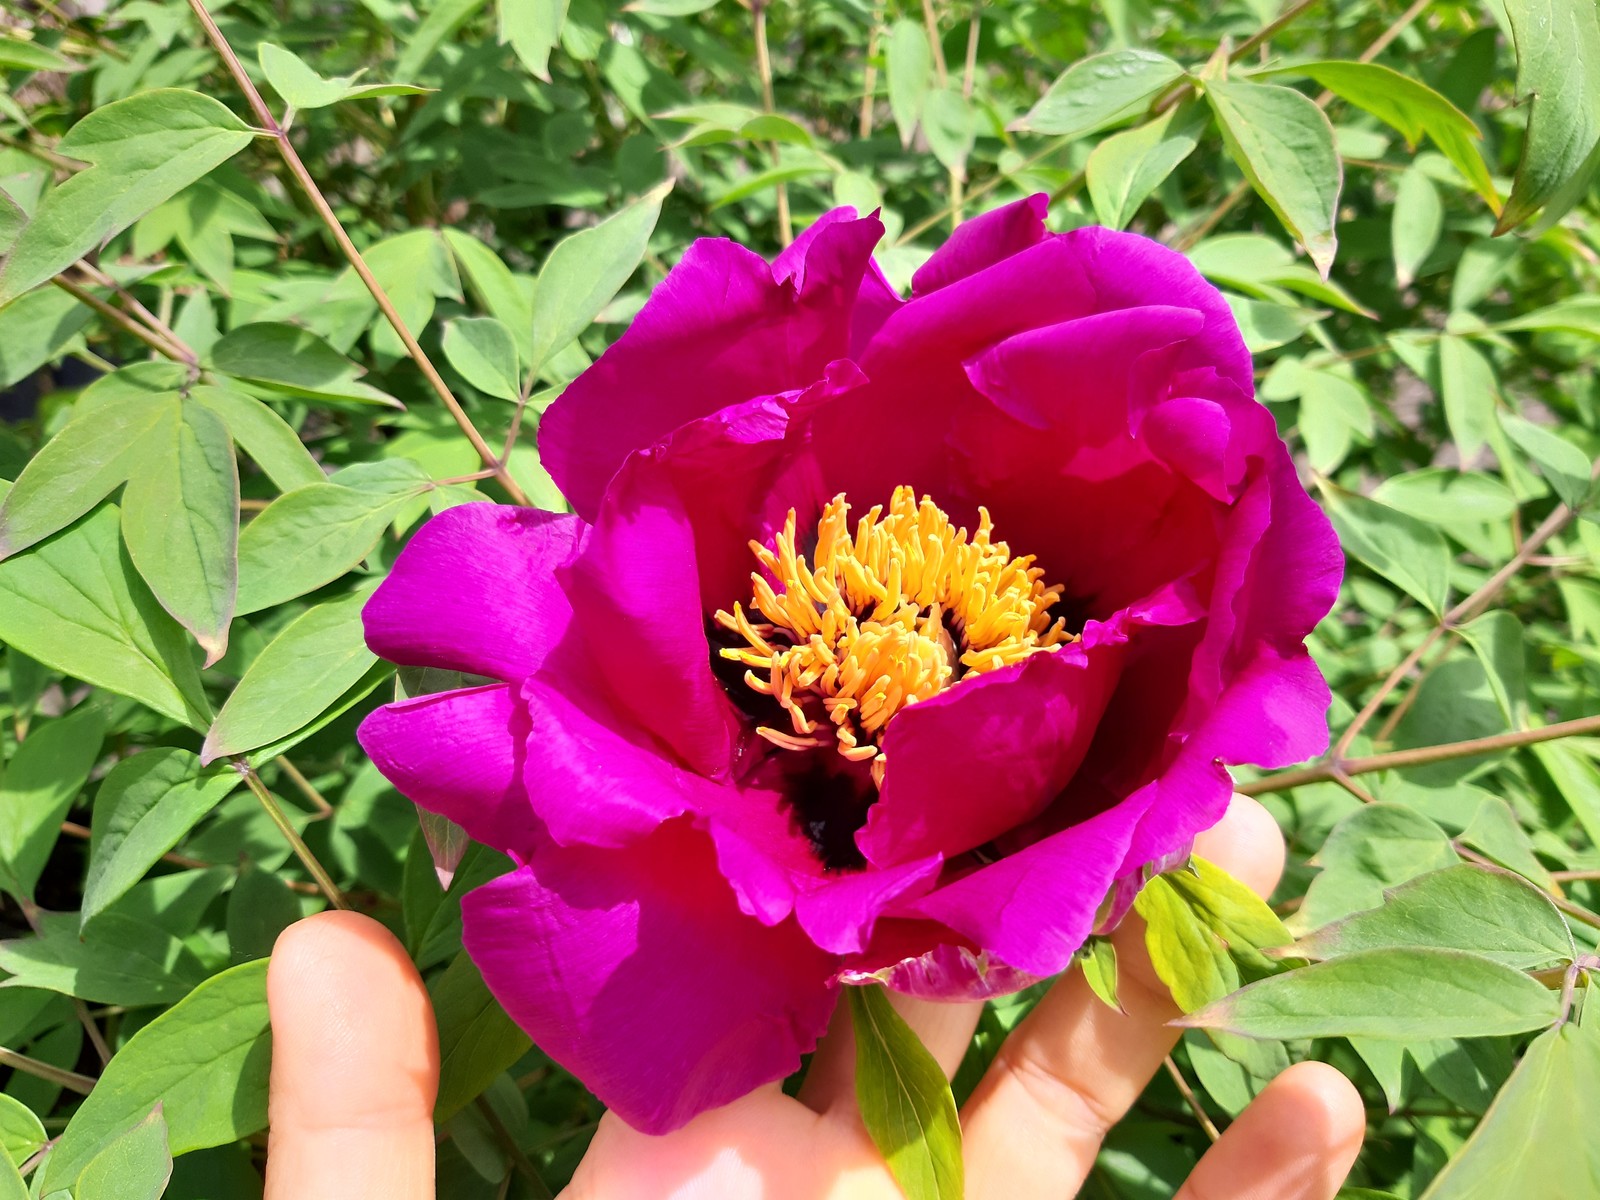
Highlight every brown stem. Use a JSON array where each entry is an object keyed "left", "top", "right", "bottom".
[
  {"left": 1164, "top": 1056, "right": 1221, "bottom": 1142},
  {"left": 1552, "top": 870, "right": 1600, "bottom": 883},
  {"left": 52, "top": 278, "right": 192, "bottom": 364},
  {"left": 859, "top": 11, "right": 882, "bottom": 138},
  {"left": 961, "top": 10, "right": 980, "bottom": 100},
  {"left": 75, "top": 261, "right": 198, "bottom": 364},
  {"left": 1332, "top": 464, "right": 1598, "bottom": 762},
  {"left": 184, "top": 0, "right": 528, "bottom": 505},
  {"left": 1239, "top": 713, "right": 1600, "bottom": 797},
  {"left": 0, "top": 1046, "right": 95, "bottom": 1095},
  {"left": 236, "top": 762, "right": 349, "bottom": 909},
  {"left": 274, "top": 756, "right": 334, "bottom": 818},
  {"left": 751, "top": 0, "right": 792, "bottom": 247},
  {"left": 920, "top": 0, "right": 948, "bottom": 86}
]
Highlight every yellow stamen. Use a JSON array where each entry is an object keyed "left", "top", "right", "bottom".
[{"left": 714, "top": 487, "right": 1076, "bottom": 780}]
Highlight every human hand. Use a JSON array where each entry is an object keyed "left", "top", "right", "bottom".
[{"left": 263, "top": 795, "right": 1363, "bottom": 1200}]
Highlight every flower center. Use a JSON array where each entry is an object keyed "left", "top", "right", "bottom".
[{"left": 715, "top": 486, "right": 1076, "bottom": 784}]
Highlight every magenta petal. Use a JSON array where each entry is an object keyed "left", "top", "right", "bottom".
[
  {"left": 462, "top": 823, "right": 837, "bottom": 1134},
  {"left": 362, "top": 504, "right": 582, "bottom": 682},
  {"left": 357, "top": 684, "right": 537, "bottom": 860},
  {"left": 861, "top": 642, "right": 1124, "bottom": 867},
  {"left": 541, "top": 215, "right": 883, "bottom": 520},
  {"left": 519, "top": 673, "right": 708, "bottom": 849},
  {"left": 911, "top": 194, "right": 1049, "bottom": 296},
  {"left": 560, "top": 456, "right": 742, "bottom": 779},
  {"left": 907, "top": 795, "right": 1149, "bottom": 978},
  {"left": 793, "top": 855, "right": 943, "bottom": 955}
]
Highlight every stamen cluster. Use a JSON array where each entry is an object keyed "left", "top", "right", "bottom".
[{"left": 716, "top": 486, "right": 1075, "bottom": 783}]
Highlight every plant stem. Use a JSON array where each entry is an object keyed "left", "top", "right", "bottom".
[
  {"left": 752, "top": 0, "right": 792, "bottom": 247},
  {"left": 184, "top": 0, "right": 528, "bottom": 505},
  {"left": 236, "top": 761, "right": 349, "bottom": 908},
  {"left": 0, "top": 1046, "right": 94, "bottom": 1095},
  {"left": 1151, "top": 0, "right": 1324, "bottom": 115},
  {"left": 1164, "top": 1055, "right": 1221, "bottom": 1142},
  {"left": 75, "top": 261, "right": 198, "bottom": 364},
  {"left": 1332, "top": 464, "right": 1597, "bottom": 762},
  {"left": 1239, "top": 713, "right": 1600, "bottom": 797},
  {"left": 474, "top": 1096, "right": 555, "bottom": 1199},
  {"left": 52, "top": 277, "right": 192, "bottom": 364},
  {"left": 275, "top": 756, "right": 334, "bottom": 818},
  {"left": 859, "top": 8, "right": 882, "bottom": 138}
]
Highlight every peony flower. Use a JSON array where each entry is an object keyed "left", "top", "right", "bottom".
[{"left": 357, "top": 195, "right": 1342, "bottom": 1134}]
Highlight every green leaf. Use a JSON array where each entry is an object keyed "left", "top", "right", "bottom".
[
  {"left": 849, "top": 984, "right": 963, "bottom": 1200},
  {"left": 1136, "top": 874, "right": 1238, "bottom": 1012},
  {"left": 1530, "top": 740, "right": 1600, "bottom": 849},
  {"left": 190, "top": 385, "right": 325, "bottom": 493},
  {"left": 885, "top": 19, "right": 932, "bottom": 148},
  {"left": 1086, "top": 106, "right": 1203, "bottom": 230},
  {"left": 0, "top": 502, "right": 211, "bottom": 729},
  {"left": 1392, "top": 166, "right": 1443, "bottom": 288},
  {"left": 0, "top": 1096, "right": 43, "bottom": 1172},
  {"left": 1321, "top": 487, "right": 1452, "bottom": 616},
  {"left": 74, "top": 1105, "right": 171, "bottom": 1200},
  {"left": 1166, "top": 857, "right": 1294, "bottom": 976},
  {"left": 0, "top": 284, "right": 94, "bottom": 390},
  {"left": 0, "top": 36, "right": 76, "bottom": 74},
  {"left": 1262, "top": 61, "right": 1497, "bottom": 213},
  {"left": 499, "top": 0, "right": 570, "bottom": 82},
  {"left": 1296, "top": 369, "right": 1372, "bottom": 474},
  {"left": 234, "top": 473, "right": 426, "bottom": 614},
  {"left": 1438, "top": 336, "right": 1498, "bottom": 463},
  {"left": 1292, "top": 865, "right": 1574, "bottom": 969},
  {"left": 1294, "top": 805, "right": 1460, "bottom": 933},
  {"left": 0, "top": 389, "right": 166, "bottom": 559},
  {"left": 1016, "top": 48, "right": 1185, "bottom": 138},
  {"left": 40, "top": 959, "right": 271, "bottom": 1193},
  {"left": 0, "top": 703, "right": 106, "bottom": 902},
  {"left": 0, "top": 911, "right": 205, "bottom": 1006},
  {"left": 442, "top": 317, "right": 521, "bottom": 401},
  {"left": 258, "top": 43, "right": 429, "bottom": 110},
  {"left": 1458, "top": 610, "right": 1527, "bottom": 726},
  {"left": 0, "top": 1153, "right": 21, "bottom": 1200},
  {"left": 922, "top": 87, "right": 975, "bottom": 180},
  {"left": 120, "top": 394, "right": 239, "bottom": 664},
  {"left": 443, "top": 229, "right": 536, "bottom": 365},
  {"left": 208, "top": 323, "right": 400, "bottom": 408},
  {"left": 528, "top": 181, "right": 669, "bottom": 373},
  {"left": 1497, "top": 411, "right": 1593, "bottom": 510},
  {"left": 1179, "top": 948, "right": 1560, "bottom": 1041},
  {"left": 82, "top": 749, "right": 242, "bottom": 928},
  {"left": 226, "top": 864, "right": 302, "bottom": 963},
  {"left": 1203, "top": 78, "right": 1342, "bottom": 278},
  {"left": 1078, "top": 936, "right": 1122, "bottom": 1012},
  {"left": 1492, "top": 295, "right": 1600, "bottom": 338},
  {"left": 1419, "top": 1019, "right": 1600, "bottom": 1198},
  {"left": 1494, "top": 0, "right": 1600, "bottom": 233},
  {"left": 202, "top": 590, "right": 377, "bottom": 762},
  {"left": 1371, "top": 469, "right": 1518, "bottom": 527},
  {"left": 431, "top": 951, "right": 533, "bottom": 1123},
  {"left": 0, "top": 90, "right": 255, "bottom": 306}
]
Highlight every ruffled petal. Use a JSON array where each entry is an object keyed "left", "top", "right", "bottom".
[
  {"left": 793, "top": 855, "right": 943, "bottom": 955},
  {"left": 905, "top": 795, "right": 1149, "bottom": 978},
  {"left": 860, "top": 639, "right": 1124, "bottom": 867},
  {"left": 541, "top": 214, "right": 884, "bottom": 520},
  {"left": 362, "top": 504, "right": 583, "bottom": 682},
  {"left": 357, "top": 684, "right": 538, "bottom": 860},
  {"left": 910, "top": 194, "right": 1050, "bottom": 297},
  {"left": 559, "top": 456, "right": 743, "bottom": 779},
  {"left": 520, "top": 672, "right": 712, "bottom": 849},
  {"left": 462, "top": 822, "right": 837, "bottom": 1134}
]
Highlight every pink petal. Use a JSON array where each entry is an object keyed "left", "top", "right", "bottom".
[
  {"left": 462, "top": 822, "right": 837, "bottom": 1134},
  {"left": 362, "top": 504, "right": 583, "bottom": 682},
  {"left": 910, "top": 194, "right": 1050, "bottom": 296},
  {"left": 357, "top": 684, "right": 538, "bottom": 860}
]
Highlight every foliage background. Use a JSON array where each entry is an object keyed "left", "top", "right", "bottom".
[{"left": 0, "top": 0, "right": 1598, "bottom": 1195}]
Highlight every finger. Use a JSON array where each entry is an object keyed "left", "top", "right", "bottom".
[
  {"left": 1175, "top": 1061, "right": 1364, "bottom": 1200},
  {"left": 264, "top": 911, "right": 439, "bottom": 1200},
  {"left": 798, "top": 989, "right": 983, "bottom": 1116},
  {"left": 961, "top": 795, "right": 1286, "bottom": 1199}
]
